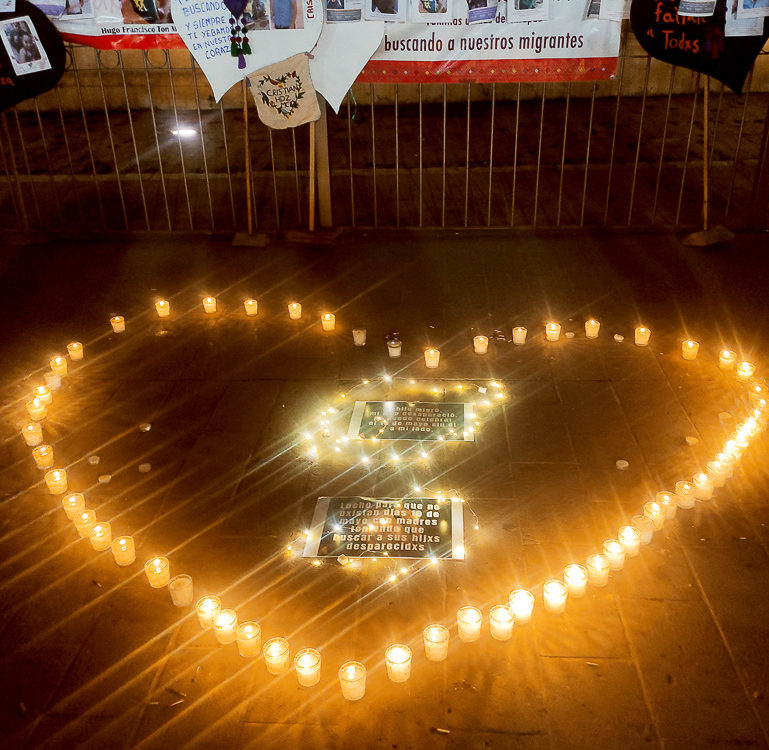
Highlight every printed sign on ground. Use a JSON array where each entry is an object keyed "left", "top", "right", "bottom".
[{"left": 347, "top": 400, "right": 475, "bottom": 442}]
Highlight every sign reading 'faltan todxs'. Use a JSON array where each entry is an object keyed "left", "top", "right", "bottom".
[
  {"left": 303, "top": 496, "right": 465, "bottom": 560},
  {"left": 347, "top": 401, "right": 476, "bottom": 442}
]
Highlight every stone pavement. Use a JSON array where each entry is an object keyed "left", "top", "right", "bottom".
[{"left": 1, "top": 229, "right": 769, "bottom": 750}]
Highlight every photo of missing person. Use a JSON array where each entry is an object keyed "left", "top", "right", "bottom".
[
  {"left": 507, "top": 0, "right": 547, "bottom": 22},
  {"left": 121, "top": 0, "right": 172, "bottom": 25},
  {"left": 418, "top": 0, "right": 447, "bottom": 13},
  {"left": 0, "top": 17, "right": 52, "bottom": 75},
  {"left": 326, "top": 0, "right": 343, "bottom": 8},
  {"left": 270, "top": 0, "right": 304, "bottom": 28},
  {"left": 467, "top": 0, "right": 496, "bottom": 23},
  {"left": 243, "top": 0, "right": 270, "bottom": 30},
  {"left": 59, "top": 0, "right": 94, "bottom": 19}
]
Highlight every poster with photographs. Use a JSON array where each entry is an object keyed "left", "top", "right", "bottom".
[
  {"left": 735, "top": 0, "right": 769, "bottom": 18},
  {"left": 0, "top": 0, "right": 16, "bottom": 11},
  {"left": 726, "top": 1, "right": 765, "bottom": 33},
  {"left": 364, "top": 0, "right": 407, "bottom": 22},
  {"left": 467, "top": 0, "right": 496, "bottom": 23},
  {"left": 598, "top": 0, "right": 629, "bottom": 20},
  {"left": 29, "top": 0, "right": 65, "bottom": 17},
  {"left": 507, "top": 0, "right": 548, "bottom": 22},
  {"left": 410, "top": 0, "right": 451, "bottom": 22},
  {"left": 0, "top": 16, "right": 52, "bottom": 74},
  {"left": 244, "top": 0, "right": 271, "bottom": 30},
  {"left": 326, "top": 0, "right": 363, "bottom": 23},
  {"left": 57, "top": 0, "right": 94, "bottom": 20}
]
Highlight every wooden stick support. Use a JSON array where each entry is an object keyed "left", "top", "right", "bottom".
[
  {"left": 243, "top": 79, "right": 253, "bottom": 236},
  {"left": 309, "top": 120, "right": 316, "bottom": 232},
  {"left": 702, "top": 79, "right": 709, "bottom": 232}
]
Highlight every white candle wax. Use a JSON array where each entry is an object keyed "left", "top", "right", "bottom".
[
  {"left": 155, "top": 299, "right": 170, "bottom": 317},
  {"left": 674, "top": 481, "right": 696, "bottom": 509},
  {"left": 32, "top": 445, "right": 54, "bottom": 469},
  {"left": 719, "top": 350, "right": 736, "bottom": 370},
  {"left": 62, "top": 492, "right": 84, "bottom": 520},
  {"left": 564, "top": 563, "right": 588, "bottom": 596},
  {"left": 26, "top": 397, "right": 47, "bottom": 421},
  {"left": 602, "top": 539, "right": 626, "bottom": 571},
  {"left": 288, "top": 302, "right": 302, "bottom": 320},
  {"left": 655, "top": 491, "right": 678, "bottom": 519},
  {"left": 201, "top": 296, "right": 216, "bottom": 314},
  {"left": 634, "top": 326, "right": 651, "bottom": 346},
  {"left": 423, "top": 624, "right": 449, "bottom": 661},
  {"left": 44, "top": 469, "right": 67, "bottom": 495},
  {"left": 424, "top": 348, "right": 441, "bottom": 369},
  {"left": 489, "top": 605, "right": 514, "bottom": 640},
  {"left": 387, "top": 338, "right": 402, "bottom": 358},
  {"left": 295, "top": 648, "right": 321, "bottom": 687},
  {"left": 144, "top": 556, "right": 170, "bottom": 588},
  {"left": 630, "top": 514, "right": 654, "bottom": 544},
  {"left": 512, "top": 326, "right": 527, "bottom": 345},
  {"left": 618, "top": 525, "right": 641, "bottom": 557},
  {"left": 543, "top": 580, "right": 568, "bottom": 614},
  {"left": 50, "top": 356, "right": 68, "bottom": 375},
  {"left": 692, "top": 472, "right": 714, "bottom": 500},
  {"left": 169, "top": 575, "right": 194, "bottom": 607},
  {"left": 263, "top": 638, "right": 290, "bottom": 675},
  {"left": 586, "top": 554, "right": 609, "bottom": 587},
  {"left": 509, "top": 589, "right": 535, "bottom": 623},
  {"left": 736, "top": 362, "right": 756, "bottom": 383},
  {"left": 321, "top": 313, "right": 336, "bottom": 331},
  {"left": 385, "top": 644, "right": 412, "bottom": 683},
  {"left": 473, "top": 335, "right": 489, "bottom": 354},
  {"left": 681, "top": 340, "right": 699, "bottom": 360},
  {"left": 243, "top": 299, "right": 258, "bottom": 316},
  {"left": 585, "top": 319, "right": 600, "bottom": 339},
  {"left": 111, "top": 535, "right": 135, "bottom": 565},
  {"left": 236, "top": 622, "right": 261, "bottom": 657},
  {"left": 352, "top": 328, "right": 367, "bottom": 346},
  {"left": 67, "top": 341, "right": 84, "bottom": 360},
  {"left": 213, "top": 608, "right": 238, "bottom": 644},
  {"left": 88, "top": 522, "right": 112, "bottom": 551},
  {"left": 110, "top": 316, "right": 125, "bottom": 333},
  {"left": 33, "top": 385, "right": 52, "bottom": 405},
  {"left": 339, "top": 661, "right": 366, "bottom": 701},
  {"left": 545, "top": 322, "right": 561, "bottom": 342},
  {"left": 456, "top": 605, "right": 482, "bottom": 642},
  {"left": 74, "top": 509, "right": 97, "bottom": 538},
  {"left": 195, "top": 595, "right": 222, "bottom": 629},
  {"left": 643, "top": 501, "right": 665, "bottom": 530},
  {"left": 22, "top": 422, "right": 43, "bottom": 447}
]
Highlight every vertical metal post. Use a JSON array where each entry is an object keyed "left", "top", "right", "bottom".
[{"left": 314, "top": 97, "right": 333, "bottom": 228}]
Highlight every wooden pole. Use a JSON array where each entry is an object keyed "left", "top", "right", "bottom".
[
  {"left": 309, "top": 120, "right": 316, "bottom": 231},
  {"left": 243, "top": 79, "right": 253, "bottom": 235},
  {"left": 702, "top": 78, "right": 709, "bottom": 232}
]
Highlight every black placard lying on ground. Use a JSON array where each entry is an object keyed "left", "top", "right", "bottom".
[
  {"left": 347, "top": 401, "right": 475, "bottom": 442},
  {"left": 303, "top": 496, "right": 465, "bottom": 560}
]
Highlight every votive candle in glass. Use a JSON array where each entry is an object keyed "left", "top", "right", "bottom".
[
  {"left": 26, "top": 397, "right": 47, "bottom": 421},
  {"left": 88, "top": 522, "right": 111, "bottom": 551},
  {"left": 201, "top": 296, "right": 217, "bottom": 314},
  {"left": 656, "top": 490, "right": 678, "bottom": 519},
  {"left": 681, "top": 340, "right": 699, "bottom": 360},
  {"left": 111, "top": 535, "right": 135, "bottom": 565},
  {"left": 564, "top": 563, "right": 588, "bottom": 596},
  {"left": 718, "top": 350, "right": 736, "bottom": 370},
  {"left": 243, "top": 299, "right": 258, "bottom": 316},
  {"left": 62, "top": 492, "right": 84, "bottom": 520},
  {"left": 736, "top": 361, "right": 756, "bottom": 383},
  {"left": 22, "top": 422, "right": 43, "bottom": 447},
  {"left": 618, "top": 525, "right": 641, "bottom": 557},
  {"left": 489, "top": 605, "right": 514, "bottom": 640},
  {"left": 67, "top": 342, "right": 84, "bottom": 360},
  {"left": 674, "top": 481, "right": 696, "bottom": 509},
  {"left": 321, "top": 313, "right": 336, "bottom": 331},
  {"left": 236, "top": 622, "right": 261, "bottom": 657},
  {"left": 263, "top": 637, "right": 290, "bottom": 675},
  {"left": 643, "top": 501, "right": 665, "bottom": 530},
  {"left": 213, "top": 608, "right": 238, "bottom": 644},
  {"left": 32, "top": 444, "right": 54, "bottom": 469},
  {"left": 144, "top": 556, "right": 170, "bottom": 588},
  {"left": 424, "top": 348, "right": 441, "bottom": 369},
  {"left": 585, "top": 319, "right": 600, "bottom": 338},
  {"left": 634, "top": 326, "right": 651, "bottom": 346},
  {"left": 110, "top": 316, "right": 125, "bottom": 333},
  {"left": 295, "top": 648, "right": 321, "bottom": 687},
  {"left": 385, "top": 644, "right": 412, "bottom": 683},
  {"left": 74, "top": 509, "right": 97, "bottom": 538},
  {"left": 543, "top": 580, "right": 568, "bottom": 613},
  {"left": 195, "top": 595, "right": 222, "bottom": 629},
  {"left": 509, "top": 589, "right": 535, "bottom": 623},
  {"left": 352, "top": 328, "right": 367, "bottom": 346},
  {"left": 288, "top": 302, "right": 302, "bottom": 320},
  {"left": 155, "top": 299, "right": 170, "bottom": 318},
  {"left": 586, "top": 554, "right": 610, "bottom": 587},
  {"left": 169, "top": 574, "right": 194, "bottom": 607},
  {"left": 33, "top": 385, "right": 52, "bottom": 405},
  {"left": 602, "top": 539, "right": 626, "bottom": 571},
  {"left": 692, "top": 472, "right": 714, "bottom": 500},
  {"left": 545, "top": 322, "right": 561, "bottom": 342},
  {"left": 457, "top": 605, "right": 482, "bottom": 642},
  {"left": 631, "top": 514, "right": 654, "bottom": 544},
  {"left": 387, "top": 338, "right": 402, "bottom": 358},
  {"left": 512, "top": 326, "right": 527, "bottom": 345},
  {"left": 50, "top": 355, "right": 68, "bottom": 375},
  {"left": 44, "top": 469, "right": 67, "bottom": 495},
  {"left": 339, "top": 661, "right": 366, "bottom": 701},
  {"left": 473, "top": 335, "right": 489, "bottom": 354},
  {"left": 423, "top": 624, "right": 449, "bottom": 661}
]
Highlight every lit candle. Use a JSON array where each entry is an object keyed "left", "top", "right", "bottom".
[
  {"left": 144, "top": 556, "right": 170, "bottom": 588},
  {"left": 387, "top": 338, "right": 402, "bottom": 358},
  {"left": 339, "top": 661, "right": 366, "bottom": 701},
  {"left": 423, "top": 624, "right": 449, "bottom": 661},
  {"left": 61, "top": 492, "right": 84, "bottom": 520},
  {"left": 321, "top": 313, "right": 336, "bottom": 331},
  {"left": 456, "top": 605, "right": 482, "bottom": 642},
  {"left": 26, "top": 397, "right": 47, "bottom": 421},
  {"left": 50, "top": 356, "right": 68, "bottom": 375},
  {"left": 352, "top": 328, "right": 367, "bottom": 346},
  {"left": 263, "top": 637, "right": 290, "bottom": 675},
  {"left": 585, "top": 319, "right": 600, "bottom": 339},
  {"left": 67, "top": 341, "right": 84, "bottom": 360},
  {"left": 630, "top": 514, "right": 654, "bottom": 544},
  {"left": 634, "top": 326, "right": 651, "bottom": 346},
  {"left": 643, "top": 501, "right": 665, "bottom": 530},
  {"left": 195, "top": 595, "right": 222, "bottom": 629},
  {"left": 719, "top": 350, "right": 736, "bottom": 370},
  {"left": 674, "top": 481, "right": 696, "bottom": 509},
  {"left": 32, "top": 444, "right": 54, "bottom": 469},
  {"left": 295, "top": 648, "right": 321, "bottom": 687},
  {"left": 213, "top": 608, "right": 238, "bottom": 644},
  {"left": 545, "top": 322, "right": 561, "bottom": 342},
  {"left": 655, "top": 491, "right": 678, "bottom": 519},
  {"left": 586, "top": 554, "right": 609, "bottom": 587},
  {"left": 33, "top": 385, "right": 52, "bottom": 405},
  {"left": 385, "top": 644, "right": 412, "bottom": 683},
  {"left": 74, "top": 509, "right": 97, "bottom": 538},
  {"left": 236, "top": 622, "right": 261, "bottom": 657},
  {"left": 110, "top": 316, "right": 125, "bottom": 333},
  {"left": 288, "top": 302, "right": 302, "bottom": 320},
  {"left": 512, "top": 326, "right": 527, "bottom": 345},
  {"left": 111, "top": 535, "right": 135, "bottom": 566},
  {"left": 509, "top": 589, "right": 535, "bottom": 623},
  {"left": 489, "top": 605, "right": 514, "bottom": 640},
  {"left": 22, "top": 422, "right": 43, "bottom": 447},
  {"left": 44, "top": 469, "right": 67, "bottom": 495},
  {"left": 564, "top": 563, "right": 588, "bottom": 596},
  {"left": 424, "top": 348, "right": 441, "bottom": 369},
  {"left": 692, "top": 472, "right": 714, "bottom": 500},
  {"left": 243, "top": 299, "right": 258, "bottom": 316},
  {"left": 602, "top": 539, "right": 626, "bottom": 571},
  {"left": 152, "top": 300, "right": 170, "bottom": 319},
  {"left": 736, "top": 361, "right": 756, "bottom": 383},
  {"left": 618, "top": 525, "right": 641, "bottom": 557},
  {"left": 88, "top": 522, "right": 112, "bottom": 551},
  {"left": 473, "top": 335, "right": 489, "bottom": 354},
  {"left": 681, "top": 340, "right": 699, "bottom": 360},
  {"left": 169, "top": 574, "right": 194, "bottom": 607},
  {"left": 202, "top": 296, "right": 217, "bottom": 314},
  {"left": 543, "top": 580, "right": 568, "bottom": 613}
]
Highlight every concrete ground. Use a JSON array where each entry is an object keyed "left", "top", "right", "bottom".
[{"left": 1, "top": 229, "right": 769, "bottom": 750}]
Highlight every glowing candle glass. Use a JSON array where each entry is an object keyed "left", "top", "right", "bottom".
[
  {"left": 423, "top": 624, "right": 449, "bottom": 661},
  {"left": 339, "top": 661, "right": 366, "bottom": 701},
  {"left": 195, "top": 596, "right": 222, "bottom": 629},
  {"left": 321, "top": 313, "right": 336, "bottom": 331},
  {"left": 62, "top": 492, "right": 84, "bottom": 520},
  {"left": 585, "top": 319, "right": 600, "bottom": 338},
  {"left": 564, "top": 563, "right": 588, "bottom": 596},
  {"left": 473, "top": 335, "right": 489, "bottom": 354},
  {"left": 586, "top": 554, "right": 609, "bottom": 587},
  {"left": 509, "top": 589, "right": 535, "bottom": 623},
  {"left": 169, "top": 574, "right": 194, "bottom": 607},
  {"left": 155, "top": 299, "right": 170, "bottom": 317},
  {"left": 74, "top": 509, "right": 97, "bottom": 538},
  {"left": 50, "top": 356, "right": 68, "bottom": 375},
  {"left": 634, "top": 326, "right": 651, "bottom": 346},
  {"left": 88, "top": 522, "right": 111, "bottom": 551},
  {"left": 110, "top": 316, "right": 125, "bottom": 333},
  {"left": 26, "top": 398, "right": 46, "bottom": 421},
  {"left": 144, "top": 556, "right": 170, "bottom": 588},
  {"left": 201, "top": 296, "right": 216, "bottom": 314},
  {"left": 243, "top": 299, "right": 258, "bottom": 316},
  {"left": 22, "top": 423, "right": 43, "bottom": 447},
  {"left": 512, "top": 326, "right": 527, "bottom": 345},
  {"left": 456, "top": 605, "right": 482, "bottom": 642},
  {"left": 67, "top": 341, "right": 83, "bottom": 360},
  {"left": 387, "top": 338, "right": 402, "bottom": 358},
  {"left": 295, "top": 648, "right": 321, "bottom": 687},
  {"left": 719, "top": 350, "right": 736, "bottom": 370},
  {"left": 263, "top": 637, "right": 290, "bottom": 675},
  {"left": 707, "top": 459, "right": 730, "bottom": 487},
  {"left": 674, "top": 481, "right": 696, "bottom": 509},
  {"left": 737, "top": 362, "right": 756, "bottom": 383},
  {"left": 111, "top": 535, "right": 135, "bottom": 565},
  {"left": 33, "top": 385, "right": 52, "bottom": 405},
  {"left": 32, "top": 445, "right": 54, "bottom": 469},
  {"left": 692, "top": 472, "right": 714, "bottom": 500},
  {"left": 489, "top": 605, "right": 514, "bottom": 640},
  {"left": 643, "top": 501, "right": 665, "bottom": 530},
  {"left": 236, "top": 622, "right": 261, "bottom": 657},
  {"left": 213, "top": 608, "right": 238, "bottom": 644},
  {"left": 631, "top": 514, "right": 654, "bottom": 544},
  {"left": 288, "top": 302, "right": 302, "bottom": 320},
  {"left": 385, "top": 644, "right": 412, "bottom": 683},
  {"left": 44, "top": 469, "right": 67, "bottom": 495},
  {"left": 602, "top": 539, "right": 626, "bottom": 570},
  {"left": 545, "top": 322, "right": 561, "bottom": 342},
  {"left": 618, "top": 525, "right": 641, "bottom": 557},
  {"left": 44, "top": 372, "right": 61, "bottom": 391},
  {"left": 681, "top": 340, "right": 699, "bottom": 360},
  {"left": 656, "top": 490, "right": 678, "bottom": 519},
  {"left": 353, "top": 328, "right": 367, "bottom": 346},
  {"left": 424, "top": 348, "right": 441, "bottom": 369},
  {"left": 543, "top": 580, "right": 568, "bottom": 613}
]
